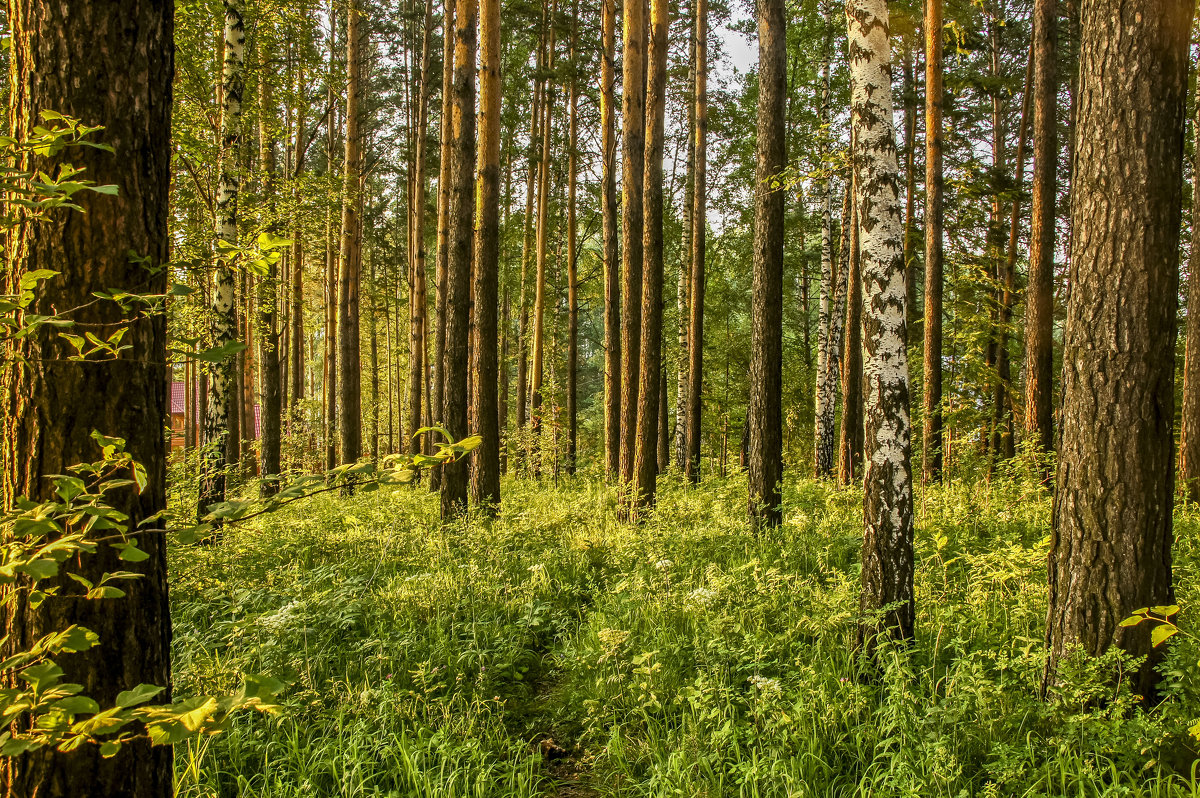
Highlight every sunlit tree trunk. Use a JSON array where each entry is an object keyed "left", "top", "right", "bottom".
[
  {"left": 430, "top": 0, "right": 455, "bottom": 487},
  {"left": 1180, "top": 92, "right": 1200, "bottom": 503},
  {"left": 674, "top": 13, "right": 696, "bottom": 473},
  {"left": 323, "top": 2, "right": 340, "bottom": 472},
  {"left": 922, "top": 0, "right": 944, "bottom": 484},
  {"left": 619, "top": 0, "right": 646, "bottom": 492},
  {"left": 1046, "top": 0, "right": 1191, "bottom": 699},
  {"left": 471, "top": 0, "right": 501, "bottom": 507},
  {"left": 1, "top": 0, "right": 174, "bottom": 791},
  {"left": 684, "top": 0, "right": 707, "bottom": 485},
  {"left": 440, "top": 0, "right": 476, "bottom": 518},
  {"left": 748, "top": 0, "right": 785, "bottom": 527},
  {"left": 1024, "top": 0, "right": 1057, "bottom": 463},
  {"left": 813, "top": 15, "right": 837, "bottom": 479},
  {"left": 848, "top": 0, "right": 914, "bottom": 648},
  {"left": 566, "top": 0, "right": 580, "bottom": 476},
  {"left": 200, "top": 0, "right": 245, "bottom": 516},
  {"left": 258, "top": 36, "right": 282, "bottom": 493},
  {"left": 515, "top": 38, "right": 544, "bottom": 470},
  {"left": 408, "top": 0, "right": 434, "bottom": 459},
  {"left": 602, "top": 0, "right": 621, "bottom": 479},
  {"left": 838, "top": 170, "right": 862, "bottom": 487},
  {"left": 337, "top": 0, "right": 363, "bottom": 473}
]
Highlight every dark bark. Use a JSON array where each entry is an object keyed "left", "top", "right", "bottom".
[
  {"left": 1, "top": 0, "right": 175, "bottom": 792},
  {"left": 257, "top": 43, "right": 282, "bottom": 493},
  {"left": 921, "top": 0, "right": 943, "bottom": 484},
  {"left": 1180, "top": 84, "right": 1200, "bottom": 503},
  {"left": 747, "top": 0, "right": 785, "bottom": 527},
  {"left": 684, "top": 0, "right": 707, "bottom": 485},
  {"left": 601, "top": 0, "right": 621, "bottom": 479},
  {"left": 566, "top": 0, "right": 579, "bottom": 476},
  {"left": 619, "top": 0, "right": 646, "bottom": 491},
  {"left": 337, "top": 1, "right": 363, "bottom": 472},
  {"left": 1045, "top": 0, "right": 1192, "bottom": 699},
  {"left": 838, "top": 174, "right": 863, "bottom": 487}
]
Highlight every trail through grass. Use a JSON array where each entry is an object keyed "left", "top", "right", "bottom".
[{"left": 171, "top": 469, "right": 1200, "bottom": 797}]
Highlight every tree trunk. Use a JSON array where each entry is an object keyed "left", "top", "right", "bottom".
[
  {"left": 408, "top": 0, "right": 434, "bottom": 460},
  {"left": 922, "top": 0, "right": 944, "bottom": 484},
  {"left": 566, "top": 0, "right": 580, "bottom": 476},
  {"left": 258, "top": 38, "right": 282, "bottom": 493},
  {"left": 601, "top": 0, "right": 621, "bottom": 479},
  {"left": 515, "top": 49, "right": 543, "bottom": 471},
  {"left": 747, "top": 0, "right": 785, "bottom": 527},
  {"left": 619, "top": 0, "right": 646, "bottom": 491},
  {"left": 1045, "top": 0, "right": 1191, "bottom": 699},
  {"left": 684, "top": 0, "right": 707, "bottom": 484},
  {"left": 530, "top": 0, "right": 558, "bottom": 474},
  {"left": 471, "top": 0, "right": 501, "bottom": 507},
  {"left": 337, "top": 0, "right": 363, "bottom": 472},
  {"left": 430, "top": 0, "right": 456, "bottom": 488},
  {"left": 838, "top": 171, "right": 862, "bottom": 487},
  {"left": 1180, "top": 88, "right": 1200, "bottom": 502},
  {"left": 674, "top": 13, "right": 696, "bottom": 474},
  {"left": 813, "top": 16, "right": 837, "bottom": 479},
  {"left": 288, "top": 63, "right": 306, "bottom": 433},
  {"left": 1, "top": 0, "right": 174, "bottom": 791},
  {"left": 199, "top": 0, "right": 244, "bottom": 517},
  {"left": 440, "top": 0, "right": 476, "bottom": 518},
  {"left": 902, "top": 39, "right": 918, "bottom": 338},
  {"left": 1024, "top": 0, "right": 1057, "bottom": 462},
  {"left": 323, "top": 2, "right": 340, "bottom": 472},
  {"left": 848, "top": 0, "right": 915, "bottom": 648}
]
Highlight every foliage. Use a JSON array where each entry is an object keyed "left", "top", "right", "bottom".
[{"left": 171, "top": 471, "right": 1200, "bottom": 796}]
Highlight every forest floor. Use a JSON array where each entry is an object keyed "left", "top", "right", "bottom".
[{"left": 169, "top": 465, "right": 1200, "bottom": 797}]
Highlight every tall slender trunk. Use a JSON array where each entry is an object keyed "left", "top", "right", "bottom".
[
  {"left": 747, "top": 0, "right": 785, "bottom": 527},
  {"left": 440, "top": 0, "right": 477, "bottom": 517},
  {"left": 813, "top": 15, "right": 837, "bottom": 479},
  {"left": 838, "top": 170, "right": 862, "bottom": 486},
  {"left": 323, "top": 2, "right": 340, "bottom": 472},
  {"left": 601, "top": 0, "right": 621, "bottom": 478},
  {"left": 1180, "top": 88, "right": 1200, "bottom": 502},
  {"left": 566, "top": 0, "right": 580, "bottom": 476},
  {"left": 1024, "top": 0, "right": 1057, "bottom": 461},
  {"left": 471, "top": 0, "right": 501, "bottom": 507},
  {"left": 684, "top": 0, "right": 708, "bottom": 484},
  {"left": 849, "top": 0, "right": 914, "bottom": 650},
  {"left": 289, "top": 64, "right": 306, "bottom": 432},
  {"left": 200, "top": 0, "right": 245, "bottom": 517},
  {"left": 902, "top": 40, "right": 918, "bottom": 337},
  {"left": 922, "top": 0, "right": 944, "bottom": 484},
  {"left": 1046, "top": 0, "right": 1191, "bottom": 699},
  {"left": 258, "top": 37, "right": 282, "bottom": 492},
  {"left": 515, "top": 48, "right": 544, "bottom": 468},
  {"left": 530, "top": 0, "right": 559, "bottom": 473},
  {"left": 337, "top": 0, "right": 363, "bottom": 472},
  {"left": 430, "top": 0, "right": 456, "bottom": 487},
  {"left": 619, "top": 0, "right": 646, "bottom": 491},
  {"left": 408, "top": 0, "right": 434, "bottom": 458},
  {"left": 633, "top": 0, "right": 669, "bottom": 512},
  {"left": 674, "top": 11, "right": 697, "bottom": 473}
]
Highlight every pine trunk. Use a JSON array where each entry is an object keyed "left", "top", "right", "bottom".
[
  {"left": 337, "top": 1, "right": 363, "bottom": 472},
  {"left": 1, "top": 0, "right": 174, "bottom": 791},
  {"left": 258, "top": 40, "right": 282, "bottom": 493},
  {"left": 619, "top": 0, "right": 646, "bottom": 491},
  {"left": 530, "top": 1, "right": 558, "bottom": 474},
  {"left": 747, "top": 0, "right": 785, "bottom": 527},
  {"left": 1180, "top": 88, "right": 1200, "bottom": 502},
  {"left": 684, "top": 0, "right": 707, "bottom": 484},
  {"left": 566, "top": 0, "right": 580, "bottom": 476},
  {"left": 922, "top": 0, "right": 944, "bottom": 484},
  {"left": 1046, "top": 0, "right": 1191, "bottom": 699},
  {"left": 601, "top": 0, "right": 621, "bottom": 479}
]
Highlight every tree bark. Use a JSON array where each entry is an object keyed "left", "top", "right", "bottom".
[
  {"left": 430, "top": 0, "right": 456, "bottom": 488},
  {"left": 257, "top": 36, "right": 283, "bottom": 493},
  {"left": 838, "top": 170, "right": 862, "bottom": 486},
  {"left": 566, "top": 0, "right": 580, "bottom": 476},
  {"left": 440, "top": 0, "right": 476, "bottom": 518},
  {"left": 1045, "top": 0, "right": 1192, "bottom": 699},
  {"left": 1, "top": 0, "right": 174, "bottom": 792},
  {"left": 200, "top": 0, "right": 244, "bottom": 516},
  {"left": 601, "top": 0, "right": 621, "bottom": 479},
  {"left": 337, "top": 0, "right": 363, "bottom": 472},
  {"left": 515, "top": 38, "right": 544, "bottom": 471},
  {"left": 674, "top": 11, "right": 696, "bottom": 474},
  {"left": 1180, "top": 85, "right": 1200, "bottom": 503},
  {"left": 471, "top": 0, "right": 501, "bottom": 508},
  {"left": 1024, "top": 0, "right": 1057, "bottom": 462},
  {"left": 813, "top": 15, "right": 837, "bottom": 479},
  {"left": 922, "top": 0, "right": 944, "bottom": 484},
  {"left": 619, "top": 0, "right": 646, "bottom": 491},
  {"left": 323, "top": 2, "right": 340, "bottom": 472},
  {"left": 684, "top": 0, "right": 707, "bottom": 484},
  {"left": 748, "top": 0, "right": 785, "bottom": 527},
  {"left": 408, "top": 0, "right": 435, "bottom": 460},
  {"left": 848, "top": 0, "right": 915, "bottom": 648}
]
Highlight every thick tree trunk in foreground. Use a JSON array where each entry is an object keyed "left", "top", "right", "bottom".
[
  {"left": 337, "top": 1, "right": 363, "bottom": 472},
  {"left": 441, "top": 0, "right": 476, "bottom": 518},
  {"left": 922, "top": 0, "right": 944, "bottom": 485},
  {"left": 1024, "top": 0, "right": 1057, "bottom": 463},
  {"left": 684, "top": 0, "right": 707, "bottom": 484},
  {"left": 2, "top": 0, "right": 174, "bottom": 792},
  {"left": 619, "top": 0, "right": 646, "bottom": 491},
  {"left": 633, "top": 0, "right": 669, "bottom": 512},
  {"left": 1180, "top": 93, "right": 1200, "bottom": 503},
  {"left": 200, "top": 0, "right": 244, "bottom": 516},
  {"left": 747, "top": 0, "right": 785, "bottom": 528},
  {"left": 1046, "top": 0, "right": 1191, "bottom": 699},
  {"left": 848, "top": 0, "right": 915, "bottom": 648},
  {"left": 601, "top": 0, "right": 621, "bottom": 479},
  {"left": 471, "top": 0, "right": 501, "bottom": 508}
]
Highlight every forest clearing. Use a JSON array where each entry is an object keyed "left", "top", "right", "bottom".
[{"left": 3, "top": 0, "right": 1200, "bottom": 793}]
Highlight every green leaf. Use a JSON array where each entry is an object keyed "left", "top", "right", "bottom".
[
  {"left": 53, "top": 696, "right": 99, "bottom": 715},
  {"left": 99, "top": 740, "right": 122, "bottom": 757},
  {"left": 19, "top": 662, "right": 64, "bottom": 693},
  {"left": 1149, "top": 605, "right": 1181, "bottom": 617},
  {"left": 115, "top": 541, "right": 150, "bottom": 563},
  {"left": 17, "top": 558, "right": 59, "bottom": 580},
  {"left": 58, "top": 626, "right": 99, "bottom": 653},
  {"left": 86, "top": 586, "right": 126, "bottom": 600},
  {"left": 115, "top": 683, "right": 163, "bottom": 708},
  {"left": 87, "top": 184, "right": 119, "bottom": 196},
  {"left": 1150, "top": 625, "right": 1178, "bottom": 647},
  {"left": 190, "top": 340, "right": 247, "bottom": 363}
]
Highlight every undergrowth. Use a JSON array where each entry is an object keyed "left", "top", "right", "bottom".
[{"left": 169, "top": 468, "right": 1200, "bottom": 797}]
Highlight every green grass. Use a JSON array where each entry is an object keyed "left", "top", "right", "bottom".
[{"left": 170, "top": 468, "right": 1200, "bottom": 797}]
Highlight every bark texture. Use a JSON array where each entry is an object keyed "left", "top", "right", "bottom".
[
  {"left": 1180, "top": 89, "right": 1200, "bottom": 503},
  {"left": 921, "top": 0, "right": 943, "bottom": 484},
  {"left": 619, "top": 0, "right": 646, "bottom": 491},
  {"left": 747, "top": 0, "right": 785, "bottom": 527},
  {"left": 684, "top": 0, "right": 707, "bottom": 485},
  {"left": 337, "top": 0, "right": 363, "bottom": 471},
  {"left": 2, "top": 0, "right": 175, "bottom": 792},
  {"left": 601, "top": 0, "right": 621, "bottom": 479},
  {"left": 813, "top": 20, "right": 838, "bottom": 479},
  {"left": 848, "top": 0, "right": 915, "bottom": 647},
  {"left": 1046, "top": 0, "right": 1192, "bottom": 698}
]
